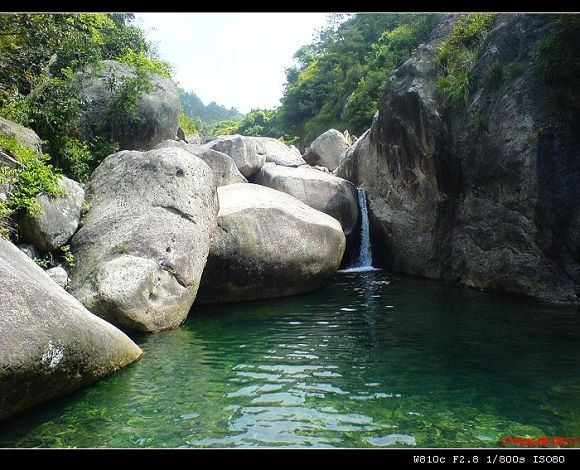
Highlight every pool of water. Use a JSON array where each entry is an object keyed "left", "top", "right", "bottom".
[{"left": 2, "top": 271, "right": 580, "bottom": 448}]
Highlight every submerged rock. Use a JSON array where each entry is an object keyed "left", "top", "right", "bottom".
[
  {"left": 303, "top": 129, "right": 350, "bottom": 172},
  {"left": 0, "top": 237, "right": 142, "bottom": 422},
  {"left": 69, "top": 147, "right": 218, "bottom": 333},
  {"left": 254, "top": 162, "right": 359, "bottom": 236},
  {"left": 19, "top": 176, "right": 85, "bottom": 252},
  {"left": 197, "top": 183, "right": 345, "bottom": 304}
]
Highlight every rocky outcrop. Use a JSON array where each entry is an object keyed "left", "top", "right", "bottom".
[
  {"left": 74, "top": 60, "right": 180, "bottom": 151},
  {"left": 246, "top": 136, "right": 306, "bottom": 167},
  {"left": 254, "top": 162, "right": 359, "bottom": 237},
  {"left": 197, "top": 183, "right": 346, "bottom": 304},
  {"left": 303, "top": 129, "right": 350, "bottom": 171},
  {"left": 344, "top": 15, "right": 580, "bottom": 303},
  {"left": 206, "top": 135, "right": 265, "bottom": 178},
  {"left": 0, "top": 237, "right": 142, "bottom": 421},
  {"left": 69, "top": 147, "right": 218, "bottom": 333},
  {"left": 19, "top": 176, "right": 85, "bottom": 252},
  {"left": 155, "top": 139, "right": 247, "bottom": 186},
  {"left": 0, "top": 116, "right": 42, "bottom": 157}
]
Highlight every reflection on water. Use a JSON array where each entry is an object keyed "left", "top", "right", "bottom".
[{"left": 1, "top": 272, "right": 580, "bottom": 447}]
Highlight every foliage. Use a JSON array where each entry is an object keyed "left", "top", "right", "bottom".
[
  {"left": 179, "top": 111, "right": 199, "bottom": 136},
  {"left": 179, "top": 89, "right": 243, "bottom": 133},
  {"left": 212, "top": 120, "right": 241, "bottom": 136},
  {"left": 0, "top": 13, "right": 173, "bottom": 182},
  {"left": 0, "top": 135, "right": 64, "bottom": 229},
  {"left": 33, "top": 256, "right": 51, "bottom": 268},
  {"left": 60, "top": 244, "right": 76, "bottom": 267},
  {"left": 435, "top": 14, "right": 495, "bottom": 107},
  {"left": 537, "top": 15, "right": 580, "bottom": 113},
  {"left": 279, "top": 13, "right": 444, "bottom": 147}
]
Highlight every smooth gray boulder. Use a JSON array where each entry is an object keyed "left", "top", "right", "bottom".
[
  {"left": 0, "top": 116, "right": 42, "bottom": 157},
  {"left": 69, "top": 147, "right": 218, "bottom": 333},
  {"left": 197, "top": 183, "right": 345, "bottom": 304},
  {"left": 46, "top": 266, "right": 68, "bottom": 289},
  {"left": 74, "top": 60, "right": 180, "bottom": 151},
  {"left": 19, "top": 176, "right": 85, "bottom": 252},
  {"left": 254, "top": 163, "right": 359, "bottom": 236},
  {"left": 246, "top": 136, "right": 306, "bottom": 167},
  {"left": 0, "top": 237, "right": 142, "bottom": 422},
  {"left": 155, "top": 139, "right": 247, "bottom": 186},
  {"left": 303, "top": 129, "right": 350, "bottom": 172},
  {"left": 206, "top": 134, "right": 265, "bottom": 177}
]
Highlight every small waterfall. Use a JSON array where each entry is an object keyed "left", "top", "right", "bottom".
[{"left": 340, "top": 187, "right": 380, "bottom": 273}]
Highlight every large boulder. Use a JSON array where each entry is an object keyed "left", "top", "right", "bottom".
[
  {"left": 347, "top": 14, "right": 580, "bottom": 303},
  {"left": 303, "top": 129, "right": 350, "bottom": 172},
  {"left": 69, "top": 147, "right": 218, "bottom": 333},
  {"left": 197, "top": 183, "right": 346, "bottom": 304},
  {"left": 155, "top": 139, "right": 247, "bottom": 186},
  {"left": 254, "top": 162, "right": 359, "bottom": 236},
  {"left": 245, "top": 136, "right": 306, "bottom": 167},
  {"left": 74, "top": 60, "right": 180, "bottom": 151},
  {"left": 205, "top": 134, "right": 265, "bottom": 177},
  {"left": 0, "top": 237, "right": 142, "bottom": 422},
  {"left": 19, "top": 176, "right": 85, "bottom": 252},
  {"left": 0, "top": 116, "right": 42, "bottom": 157}
]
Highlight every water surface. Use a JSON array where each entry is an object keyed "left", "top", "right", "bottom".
[{"left": 1, "top": 272, "right": 579, "bottom": 448}]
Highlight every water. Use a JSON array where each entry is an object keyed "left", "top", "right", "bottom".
[
  {"left": 340, "top": 188, "right": 380, "bottom": 274},
  {"left": 1, "top": 271, "right": 580, "bottom": 448}
]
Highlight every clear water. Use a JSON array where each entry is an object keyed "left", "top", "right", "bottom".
[{"left": 1, "top": 271, "right": 580, "bottom": 448}]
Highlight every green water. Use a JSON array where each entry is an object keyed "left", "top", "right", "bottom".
[{"left": 2, "top": 271, "right": 580, "bottom": 448}]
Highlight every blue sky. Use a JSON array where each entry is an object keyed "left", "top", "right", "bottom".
[{"left": 135, "top": 13, "right": 330, "bottom": 114}]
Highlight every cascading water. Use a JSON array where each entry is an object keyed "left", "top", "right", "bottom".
[{"left": 340, "top": 187, "right": 380, "bottom": 273}]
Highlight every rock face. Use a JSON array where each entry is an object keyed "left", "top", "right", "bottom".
[
  {"left": 303, "top": 129, "right": 350, "bottom": 171},
  {"left": 69, "top": 147, "right": 218, "bottom": 333},
  {"left": 197, "top": 183, "right": 346, "bottom": 304},
  {"left": 343, "top": 15, "right": 580, "bottom": 303},
  {"left": 74, "top": 60, "right": 180, "bottom": 151},
  {"left": 19, "top": 176, "right": 85, "bottom": 252},
  {"left": 155, "top": 139, "right": 247, "bottom": 186},
  {"left": 246, "top": 136, "right": 306, "bottom": 167},
  {"left": 0, "top": 116, "right": 42, "bottom": 157},
  {"left": 254, "top": 163, "right": 359, "bottom": 236},
  {"left": 206, "top": 135, "right": 266, "bottom": 178},
  {"left": 46, "top": 266, "right": 68, "bottom": 289},
  {"left": 0, "top": 237, "right": 142, "bottom": 421}
]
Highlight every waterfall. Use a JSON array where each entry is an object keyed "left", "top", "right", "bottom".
[{"left": 340, "top": 187, "right": 380, "bottom": 273}]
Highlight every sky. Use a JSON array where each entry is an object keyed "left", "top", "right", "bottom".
[{"left": 135, "top": 13, "right": 330, "bottom": 114}]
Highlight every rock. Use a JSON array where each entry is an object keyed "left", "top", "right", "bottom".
[
  {"left": 69, "top": 147, "right": 218, "bottom": 333},
  {"left": 155, "top": 139, "right": 187, "bottom": 150},
  {"left": 0, "top": 237, "right": 142, "bottom": 422},
  {"left": 19, "top": 176, "right": 85, "bottom": 252},
  {"left": 17, "top": 243, "right": 41, "bottom": 261},
  {"left": 0, "top": 116, "right": 42, "bottom": 157},
  {"left": 46, "top": 266, "right": 68, "bottom": 289},
  {"left": 334, "top": 128, "right": 371, "bottom": 184},
  {"left": 197, "top": 183, "right": 345, "bottom": 304},
  {"left": 155, "top": 140, "right": 247, "bottom": 186},
  {"left": 245, "top": 136, "right": 306, "bottom": 167},
  {"left": 303, "top": 129, "right": 350, "bottom": 172},
  {"left": 350, "top": 14, "right": 580, "bottom": 303},
  {"left": 185, "top": 135, "right": 203, "bottom": 145},
  {"left": 177, "top": 127, "right": 186, "bottom": 141},
  {"left": 74, "top": 60, "right": 180, "bottom": 151},
  {"left": 206, "top": 134, "right": 265, "bottom": 177},
  {"left": 254, "top": 162, "right": 359, "bottom": 236}
]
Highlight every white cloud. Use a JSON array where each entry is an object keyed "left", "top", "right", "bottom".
[{"left": 135, "top": 13, "right": 328, "bottom": 113}]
